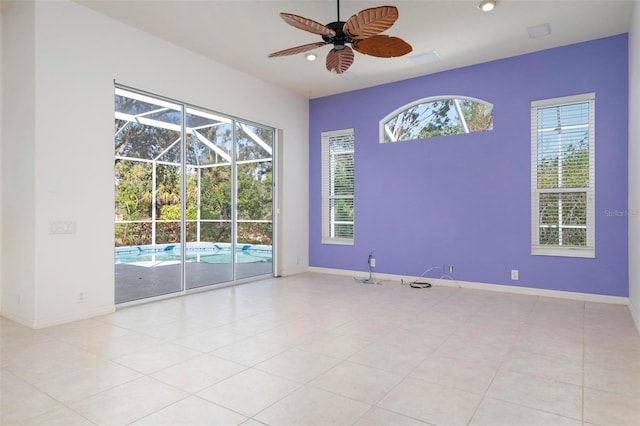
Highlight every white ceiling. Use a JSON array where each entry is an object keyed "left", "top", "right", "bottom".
[{"left": 76, "top": 0, "right": 634, "bottom": 99}]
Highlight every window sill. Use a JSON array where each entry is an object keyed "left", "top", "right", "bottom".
[
  {"left": 322, "top": 238, "right": 354, "bottom": 246},
  {"left": 531, "top": 245, "right": 595, "bottom": 258}
]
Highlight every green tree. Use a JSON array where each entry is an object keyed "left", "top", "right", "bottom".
[
  {"left": 114, "top": 160, "right": 153, "bottom": 246},
  {"left": 237, "top": 161, "right": 273, "bottom": 244},
  {"left": 460, "top": 99, "right": 493, "bottom": 132},
  {"left": 383, "top": 98, "right": 493, "bottom": 142},
  {"left": 114, "top": 96, "right": 275, "bottom": 247},
  {"left": 114, "top": 160, "right": 152, "bottom": 221}
]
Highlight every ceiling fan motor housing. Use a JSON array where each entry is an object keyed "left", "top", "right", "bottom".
[{"left": 323, "top": 21, "right": 353, "bottom": 49}]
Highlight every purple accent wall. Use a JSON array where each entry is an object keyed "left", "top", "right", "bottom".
[{"left": 309, "top": 34, "right": 629, "bottom": 297}]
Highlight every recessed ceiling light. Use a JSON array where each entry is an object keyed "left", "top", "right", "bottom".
[
  {"left": 527, "top": 23, "right": 551, "bottom": 39},
  {"left": 305, "top": 53, "right": 317, "bottom": 61},
  {"left": 478, "top": 0, "right": 497, "bottom": 12},
  {"left": 408, "top": 51, "right": 440, "bottom": 65}
]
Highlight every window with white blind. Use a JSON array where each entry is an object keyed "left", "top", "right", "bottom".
[
  {"left": 321, "top": 129, "right": 355, "bottom": 245},
  {"left": 531, "top": 93, "right": 595, "bottom": 258}
]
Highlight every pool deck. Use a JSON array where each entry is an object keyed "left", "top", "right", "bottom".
[{"left": 115, "top": 260, "right": 272, "bottom": 304}]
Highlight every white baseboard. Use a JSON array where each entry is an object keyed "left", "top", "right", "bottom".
[
  {"left": 308, "top": 266, "right": 629, "bottom": 305},
  {"left": 1, "top": 310, "right": 36, "bottom": 328},
  {"left": 34, "top": 305, "right": 116, "bottom": 329},
  {"left": 630, "top": 297, "right": 640, "bottom": 332},
  {"left": 280, "top": 266, "right": 309, "bottom": 277},
  {"left": 1, "top": 305, "right": 116, "bottom": 329}
]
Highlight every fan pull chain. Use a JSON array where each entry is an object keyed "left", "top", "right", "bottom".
[{"left": 336, "top": 0, "right": 340, "bottom": 21}]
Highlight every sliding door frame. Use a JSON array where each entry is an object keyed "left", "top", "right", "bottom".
[{"left": 114, "top": 83, "right": 277, "bottom": 305}]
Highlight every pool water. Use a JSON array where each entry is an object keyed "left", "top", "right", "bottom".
[{"left": 115, "top": 246, "right": 271, "bottom": 265}]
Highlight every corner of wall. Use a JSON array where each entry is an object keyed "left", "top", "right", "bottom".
[
  {"left": 628, "top": 0, "right": 640, "bottom": 334},
  {"left": 0, "top": 3, "right": 4, "bottom": 313},
  {"left": 1, "top": 0, "right": 37, "bottom": 325}
]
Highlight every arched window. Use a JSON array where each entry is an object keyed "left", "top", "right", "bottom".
[{"left": 380, "top": 96, "right": 493, "bottom": 143}]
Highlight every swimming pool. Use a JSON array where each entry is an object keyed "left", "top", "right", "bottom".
[{"left": 115, "top": 243, "right": 272, "bottom": 265}]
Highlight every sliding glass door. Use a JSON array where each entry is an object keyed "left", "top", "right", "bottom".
[
  {"left": 236, "top": 122, "right": 274, "bottom": 280},
  {"left": 184, "top": 107, "right": 234, "bottom": 289},
  {"left": 114, "top": 90, "right": 184, "bottom": 303},
  {"left": 114, "top": 87, "right": 274, "bottom": 304}
]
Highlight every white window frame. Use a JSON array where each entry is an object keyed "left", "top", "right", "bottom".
[
  {"left": 531, "top": 93, "right": 595, "bottom": 258},
  {"left": 321, "top": 129, "right": 355, "bottom": 245}
]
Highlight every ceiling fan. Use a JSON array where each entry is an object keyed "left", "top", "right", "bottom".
[{"left": 268, "top": 0, "right": 412, "bottom": 74}]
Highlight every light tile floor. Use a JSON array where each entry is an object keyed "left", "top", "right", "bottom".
[{"left": 2, "top": 273, "right": 640, "bottom": 425}]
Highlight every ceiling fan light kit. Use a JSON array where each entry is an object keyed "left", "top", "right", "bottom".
[{"left": 268, "top": 0, "right": 412, "bottom": 74}]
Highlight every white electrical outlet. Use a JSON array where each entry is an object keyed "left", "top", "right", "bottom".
[
  {"left": 511, "top": 269, "right": 519, "bottom": 280},
  {"left": 448, "top": 265, "right": 454, "bottom": 273},
  {"left": 370, "top": 258, "right": 376, "bottom": 268},
  {"left": 78, "top": 291, "right": 86, "bottom": 303}
]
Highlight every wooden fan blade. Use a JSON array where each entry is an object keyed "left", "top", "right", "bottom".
[
  {"left": 353, "top": 35, "right": 412, "bottom": 58},
  {"left": 279, "top": 13, "right": 336, "bottom": 36},
  {"left": 326, "top": 46, "right": 355, "bottom": 74},
  {"left": 268, "top": 42, "right": 328, "bottom": 57},
  {"left": 344, "top": 6, "right": 398, "bottom": 39}
]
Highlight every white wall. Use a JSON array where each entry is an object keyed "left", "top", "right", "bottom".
[
  {"left": 2, "top": 1, "right": 37, "bottom": 325},
  {"left": 0, "top": 3, "right": 4, "bottom": 312},
  {"left": 629, "top": 0, "right": 640, "bottom": 333},
  {"left": 1, "top": 0, "right": 309, "bottom": 328}
]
